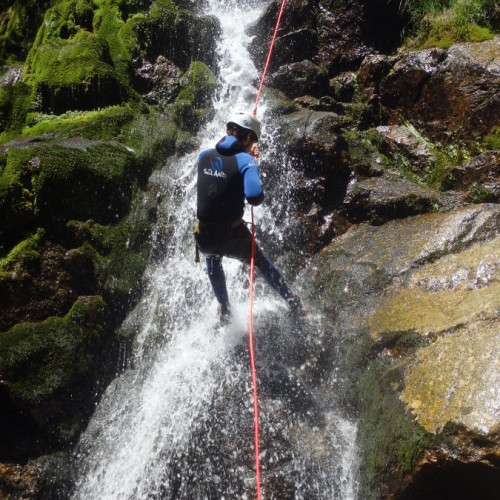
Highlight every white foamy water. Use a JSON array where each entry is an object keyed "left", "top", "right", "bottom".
[{"left": 72, "top": 1, "right": 358, "bottom": 498}]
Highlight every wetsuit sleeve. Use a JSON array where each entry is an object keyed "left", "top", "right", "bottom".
[{"left": 239, "top": 157, "right": 264, "bottom": 206}]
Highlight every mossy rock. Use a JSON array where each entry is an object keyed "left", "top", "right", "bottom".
[
  {"left": 357, "top": 357, "right": 436, "bottom": 499},
  {"left": 19, "top": 105, "right": 178, "bottom": 170},
  {"left": 0, "top": 139, "right": 137, "bottom": 235},
  {"left": 0, "top": 79, "right": 33, "bottom": 135},
  {"left": 67, "top": 189, "right": 156, "bottom": 307},
  {"left": 0, "top": 227, "right": 44, "bottom": 273},
  {"left": 25, "top": 29, "right": 129, "bottom": 114},
  {"left": 169, "top": 61, "right": 216, "bottom": 131},
  {"left": 0, "top": 1, "right": 52, "bottom": 64},
  {"left": 134, "top": 2, "right": 220, "bottom": 71},
  {"left": 0, "top": 295, "right": 111, "bottom": 453}
]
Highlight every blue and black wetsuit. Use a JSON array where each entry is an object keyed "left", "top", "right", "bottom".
[{"left": 195, "top": 135, "right": 295, "bottom": 306}]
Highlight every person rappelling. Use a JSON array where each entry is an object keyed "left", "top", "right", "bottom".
[{"left": 194, "top": 111, "right": 306, "bottom": 324}]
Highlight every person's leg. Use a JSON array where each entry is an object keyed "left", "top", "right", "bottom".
[
  {"left": 222, "top": 224, "right": 302, "bottom": 311},
  {"left": 206, "top": 255, "right": 229, "bottom": 305},
  {"left": 254, "top": 254, "right": 294, "bottom": 301}
]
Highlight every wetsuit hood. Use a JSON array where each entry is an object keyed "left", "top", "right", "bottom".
[{"left": 215, "top": 135, "right": 246, "bottom": 156}]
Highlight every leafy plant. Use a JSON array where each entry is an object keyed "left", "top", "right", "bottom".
[{"left": 400, "top": 0, "right": 498, "bottom": 48}]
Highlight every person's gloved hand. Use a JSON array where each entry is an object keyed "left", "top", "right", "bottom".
[{"left": 250, "top": 143, "right": 260, "bottom": 159}]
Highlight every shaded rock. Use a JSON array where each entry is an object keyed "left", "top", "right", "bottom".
[
  {"left": 342, "top": 175, "right": 441, "bottom": 224},
  {"left": 357, "top": 54, "right": 392, "bottom": 103},
  {"left": 248, "top": 0, "right": 406, "bottom": 78},
  {"left": 303, "top": 204, "right": 500, "bottom": 498},
  {"left": 267, "top": 60, "right": 330, "bottom": 99},
  {"left": 0, "top": 232, "right": 95, "bottom": 332},
  {"left": 135, "top": 8, "right": 220, "bottom": 72},
  {"left": 0, "top": 452, "right": 72, "bottom": 500},
  {"left": 273, "top": 110, "right": 345, "bottom": 166},
  {"left": 132, "top": 55, "right": 183, "bottom": 105},
  {"left": 0, "top": 296, "right": 113, "bottom": 460},
  {"left": 272, "top": 28, "right": 319, "bottom": 69},
  {"left": 247, "top": 0, "right": 319, "bottom": 73},
  {"left": 444, "top": 151, "right": 500, "bottom": 202},
  {"left": 379, "top": 37, "right": 500, "bottom": 143}
]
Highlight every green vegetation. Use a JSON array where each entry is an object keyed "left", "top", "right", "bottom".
[
  {"left": 67, "top": 190, "right": 155, "bottom": 304},
  {"left": 357, "top": 357, "right": 436, "bottom": 499},
  {"left": 171, "top": 61, "right": 217, "bottom": 130},
  {"left": 400, "top": 0, "right": 498, "bottom": 48},
  {"left": 483, "top": 126, "right": 500, "bottom": 150},
  {"left": 0, "top": 1, "right": 52, "bottom": 63},
  {"left": 0, "top": 79, "right": 33, "bottom": 135},
  {"left": 0, "top": 228, "right": 45, "bottom": 272}
]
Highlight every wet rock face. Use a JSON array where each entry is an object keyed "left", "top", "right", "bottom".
[
  {"left": 248, "top": 0, "right": 406, "bottom": 78},
  {"left": 303, "top": 204, "right": 500, "bottom": 498},
  {"left": 377, "top": 37, "right": 500, "bottom": 143}
]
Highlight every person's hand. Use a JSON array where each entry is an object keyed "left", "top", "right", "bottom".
[{"left": 250, "top": 143, "right": 260, "bottom": 159}]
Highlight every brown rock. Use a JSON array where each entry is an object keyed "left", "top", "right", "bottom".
[{"left": 379, "top": 37, "right": 500, "bottom": 143}]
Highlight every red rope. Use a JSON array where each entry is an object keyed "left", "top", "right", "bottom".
[
  {"left": 253, "top": 0, "right": 288, "bottom": 116},
  {"left": 248, "top": 206, "right": 261, "bottom": 499},
  {"left": 248, "top": 2, "right": 287, "bottom": 498}
]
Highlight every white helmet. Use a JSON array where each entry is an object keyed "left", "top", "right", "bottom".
[{"left": 227, "top": 111, "right": 261, "bottom": 141}]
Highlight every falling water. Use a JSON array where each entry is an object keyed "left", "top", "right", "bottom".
[{"left": 72, "top": 1, "right": 358, "bottom": 498}]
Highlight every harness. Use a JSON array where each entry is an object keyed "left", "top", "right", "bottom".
[{"left": 194, "top": 218, "right": 245, "bottom": 262}]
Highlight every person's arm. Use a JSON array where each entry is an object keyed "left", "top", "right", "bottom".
[{"left": 240, "top": 156, "right": 264, "bottom": 206}]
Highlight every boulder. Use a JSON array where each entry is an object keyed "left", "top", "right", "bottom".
[
  {"left": 379, "top": 37, "right": 500, "bottom": 143},
  {"left": 303, "top": 204, "right": 500, "bottom": 498},
  {"left": 0, "top": 138, "right": 137, "bottom": 234},
  {"left": 342, "top": 175, "right": 441, "bottom": 224},
  {"left": 267, "top": 60, "right": 330, "bottom": 99}
]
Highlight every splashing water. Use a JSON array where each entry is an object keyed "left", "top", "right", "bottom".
[{"left": 72, "top": 1, "right": 358, "bottom": 498}]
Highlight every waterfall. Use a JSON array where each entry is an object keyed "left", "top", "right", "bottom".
[{"left": 72, "top": 1, "right": 358, "bottom": 498}]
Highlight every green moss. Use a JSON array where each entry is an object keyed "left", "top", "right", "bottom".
[
  {"left": 0, "top": 228, "right": 45, "bottom": 272},
  {"left": 0, "top": 295, "right": 107, "bottom": 405},
  {"left": 0, "top": 140, "right": 137, "bottom": 233},
  {"left": 402, "top": 0, "right": 498, "bottom": 49},
  {"left": 76, "top": 190, "right": 154, "bottom": 302},
  {"left": 0, "top": 1, "right": 52, "bottom": 63},
  {"left": 343, "top": 129, "right": 389, "bottom": 174},
  {"left": 169, "top": 61, "right": 216, "bottom": 130},
  {"left": 0, "top": 80, "right": 33, "bottom": 134},
  {"left": 0, "top": 147, "right": 37, "bottom": 233},
  {"left": 424, "top": 143, "right": 471, "bottom": 189},
  {"left": 123, "top": 110, "right": 178, "bottom": 165},
  {"left": 357, "top": 358, "right": 436, "bottom": 499},
  {"left": 93, "top": 2, "right": 140, "bottom": 82},
  {"left": 176, "top": 61, "right": 216, "bottom": 107},
  {"left": 25, "top": 23, "right": 128, "bottom": 113},
  {"left": 22, "top": 106, "right": 137, "bottom": 140},
  {"left": 483, "top": 126, "right": 500, "bottom": 150}
]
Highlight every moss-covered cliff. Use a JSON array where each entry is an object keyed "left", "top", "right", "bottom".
[{"left": 0, "top": 0, "right": 219, "bottom": 482}]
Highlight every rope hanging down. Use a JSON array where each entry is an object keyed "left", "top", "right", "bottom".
[
  {"left": 248, "top": 1, "right": 287, "bottom": 499},
  {"left": 253, "top": 0, "right": 288, "bottom": 116}
]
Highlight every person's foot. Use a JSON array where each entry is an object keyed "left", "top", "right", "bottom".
[
  {"left": 287, "top": 295, "right": 307, "bottom": 317},
  {"left": 218, "top": 301, "right": 231, "bottom": 325}
]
